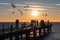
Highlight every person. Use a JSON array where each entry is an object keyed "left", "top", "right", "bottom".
[
  {"left": 15, "top": 19, "right": 19, "bottom": 29},
  {"left": 47, "top": 20, "right": 49, "bottom": 24},
  {"left": 47, "top": 20, "right": 53, "bottom": 26},
  {"left": 40, "top": 20, "right": 45, "bottom": 27}
]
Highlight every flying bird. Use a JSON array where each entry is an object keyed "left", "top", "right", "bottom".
[
  {"left": 24, "top": 5, "right": 29, "bottom": 11},
  {"left": 26, "top": 5, "right": 29, "bottom": 8},
  {"left": 11, "top": 3, "right": 16, "bottom": 8},
  {"left": 24, "top": 6, "right": 26, "bottom": 8},
  {"left": 18, "top": 9, "right": 20, "bottom": 11},
  {"left": 12, "top": 11, "right": 14, "bottom": 14},
  {"left": 20, "top": 11, "right": 23, "bottom": 15},
  {"left": 24, "top": 5, "right": 29, "bottom": 8}
]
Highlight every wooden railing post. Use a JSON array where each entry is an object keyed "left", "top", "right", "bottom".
[
  {"left": 47, "top": 27, "right": 49, "bottom": 33},
  {"left": 20, "top": 34, "right": 22, "bottom": 40},
  {"left": 10, "top": 24, "right": 13, "bottom": 40},
  {"left": 10, "top": 37, "right": 12, "bottom": 40},
  {"left": 44, "top": 27, "right": 45, "bottom": 35},
  {"left": 15, "top": 34, "right": 19, "bottom": 40},
  {"left": 26, "top": 30, "right": 29, "bottom": 40},
  {"left": 2, "top": 24, "right": 4, "bottom": 35},
  {"left": 33, "top": 27, "right": 36, "bottom": 40},
  {"left": 50, "top": 26, "right": 51, "bottom": 32},
  {"left": 39, "top": 28, "right": 41, "bottom": 37},
  {"left": 10, "top": 24, "right": 13, "bottom": 32},
  {"left": 2, "top": 24, "right": 4, "bottom": 40}
]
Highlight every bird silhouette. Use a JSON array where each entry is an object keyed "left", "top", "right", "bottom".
[
  {"left": 11, "top": 3, "right": 16, "bottom": 8},
  {"left": 20, "top": 11, "right": 23, "bottom": 15}
]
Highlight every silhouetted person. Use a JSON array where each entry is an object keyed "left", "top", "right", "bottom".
[
  {"left": 47, "top": 20, "right": 49, "bottom": 24},
  {"left": 46, "top": 20, "right": 50, "bottom": 26},
  {"left": 40, "top": 20, "right": 45, "bottom": 27},
  {"left": 15, "top": 19, "right": 19, "bottom": 30},
  {"left": 31, "top": 20, "right": 37, "bottom": 27},
  {"left": 47, "top": 20, "right": 53, "bottom": 26}
]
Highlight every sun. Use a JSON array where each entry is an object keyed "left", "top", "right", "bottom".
[{"left": 32, "top": 10, "right": 38, "bottom": 16}]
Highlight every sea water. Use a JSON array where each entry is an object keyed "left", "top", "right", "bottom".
[{"left": 42, "top": 22, "right": 60, "bottom": 40}]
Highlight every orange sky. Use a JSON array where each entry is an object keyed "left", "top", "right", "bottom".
[
  {"left": 0, "top": 10, "right": 60, "bottom": 22},
  {"left": 0, "top": 1, "right": 60, "bottom": 22}
]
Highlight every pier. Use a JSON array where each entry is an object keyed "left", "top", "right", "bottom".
[{"left": 0, "top": 20, "right": 52, "bottom": 40}]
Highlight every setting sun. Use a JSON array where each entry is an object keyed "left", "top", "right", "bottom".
[{"left": 32, "top": 10, "right": 38, "bottom": 16}]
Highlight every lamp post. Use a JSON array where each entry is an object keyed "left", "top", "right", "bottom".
[
  {"left": 43, "top": 13, "right": 47, "bottom": 22},
  {"left": 45, "top": 14, "right": 47, "bottom": 22}
]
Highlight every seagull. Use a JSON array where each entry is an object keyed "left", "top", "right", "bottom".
[
  {"left": 18, "top": 9, "right": 20, "bottom": 11},
  {"left": 24, "top": 5, "right": 29, "bottom": 11},
  {"left": 26, "top": 5, "right": 29, "bottom": 8},
  {"left": 11, "top": 3, "right": 16, "bottom": 8},
  {"left": 12, "top": 11, "right": 14, "bottom": 14},
  {"left": 20, "top": 11, "right": 23, "bottom": 15}
]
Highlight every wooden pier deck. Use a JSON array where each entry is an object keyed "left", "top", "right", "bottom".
[
  {"left": 0, "top": 20, "right": 52, "bottom": 40},
  {"left": 0, "top": 25, "right": 52, "bottom": 40}
]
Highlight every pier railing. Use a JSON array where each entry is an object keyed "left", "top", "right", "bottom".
[{"left": 0, "top": 22, "right": 52, "bottom": 40}]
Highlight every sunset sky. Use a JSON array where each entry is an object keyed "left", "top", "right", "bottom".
[{"left": 0, "top": 0, "right": 60, "bottom": 22}]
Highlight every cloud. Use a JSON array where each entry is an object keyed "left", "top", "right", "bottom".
[
  {"left": 55, "top": 4, "right": 60, "bottom": 6},
  {"left": 0, "top": 2, "right": 54, "bottom": 9},
  {"left": 0, "top": 3, "right": 10, "bottom": 5},
  {"left": 15, "top": 4, "right": 26, "bottom": 6},
  {"left": 6, "top": 9, "right": 14, "bottom": 11},
  {"left": 0, "top": 2, "right": 58, "bottom": 11},
  {"left": 15, "top": 3, "right": 54, "bottom": 9},
  {"left": 24, "top": 8, "right": 47, "bottom": 11}
]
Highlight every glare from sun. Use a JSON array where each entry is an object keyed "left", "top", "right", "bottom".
[{"left": 32, "top": 10, "right": 38, "bottom": 16}]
